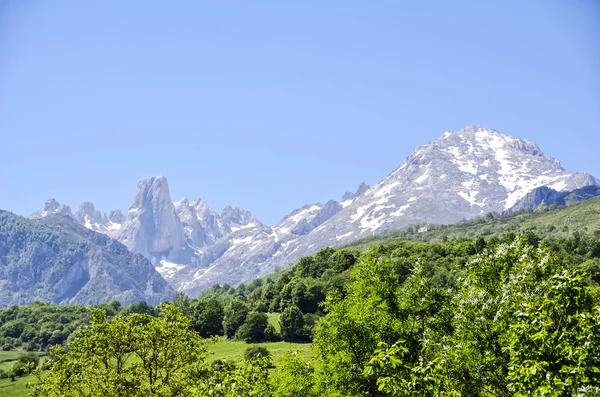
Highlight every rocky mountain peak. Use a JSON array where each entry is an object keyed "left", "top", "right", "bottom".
[
  {"left": 190, "top": 198, "right": 211, "bottom": 219},
  {"left": 31, "top": 198, "right": 73, "bottom": 219},
  {"left": 109, "top": 210, "right": 125, "bottom": 224},
  {"left": 117, "top": 175, "right": 188, "bottom": 263},
  {"left": 44, "top": 198, "right": 62, "bottom": 212},
  {"left": 74, "top": 202, "right": 106, "bottom": 227},
  {"left": 341, "top": 182, "right": 371, "bottom": 203},
  {"left": 25, "top": 126, "right": 600, "bottom": 296}
]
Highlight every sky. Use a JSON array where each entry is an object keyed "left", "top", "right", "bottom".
[{"left": 1, "top": 0, "right": 599, "bottom": 225}]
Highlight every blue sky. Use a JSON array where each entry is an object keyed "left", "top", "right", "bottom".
[{"left": 1, "top": 0, "right": 599, "bottom": 225}]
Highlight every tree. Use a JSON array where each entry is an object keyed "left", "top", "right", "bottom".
[
  {"left": 191, "top": 298, "right": 224, "bottom": 337},
  {"left": 29, "top": 304, "right": 211, "bottom": 397},
  {"left": 236, "top": 312, "right": 268, "bottom": 343},
  {"left": 506, "top": 269, "right": 600, "bottom": 395},
  {"left": 270, "top": 352, "right": 318, "bottom": 397},
  {"left": 11, "top": 352, "right": 39, "bottom": 377},
  {"left": 173, "top": 291, "right": 193, "bottom": 317},
  {"left": 120, "top": 300, "right": 157, "bottom": 316},
  {"left": 191, "top": 356, "right": 273, "bottom": 397},
  {"left": 280, "top": 305, "right": 304, "bottom": 342},
  {"left": 223, "top": 299, "right": 249, "bottom": 339},
  {"left": 312, "top": 248, "right": 453, "bottom": 396}
]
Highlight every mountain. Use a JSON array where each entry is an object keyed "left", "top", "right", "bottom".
[
  {"left": 342, "top": 195, "right": 600, "bottom": 250},
  {"left": 264, "top": 124, "right": 599, "bottom": 267},
  {"left": 116, "top": 175, "right": 190, "bottom": 264},
  {"left": 0, "top": 210, "right": 174, "bottom": 307},
  {"left": 506, "top": 185, "right": 600, "bottom": 214},
  {"left": 31, "top": 199, "right": 73, "bottom": 219},
  {"left": 31, "top": 124, "right": 599, "bottom": 295}
]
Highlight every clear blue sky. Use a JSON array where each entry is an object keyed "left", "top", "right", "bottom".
[{"left": 1, "top": 0, "right": 599, "bottom": 225}]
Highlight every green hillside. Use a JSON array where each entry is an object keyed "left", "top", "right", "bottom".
[
  {"left": 342, "top": 196, "right": 600, "bottom": 249},
  {"left": 0, "top": 211, "right": 174, "bottom": 307}
]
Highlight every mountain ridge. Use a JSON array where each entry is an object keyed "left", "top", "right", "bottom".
[
  {"left": 0, "top": 210, "right": 175, "bottom": 307},
  {"left": 30, "top": 124, "right": 600, "bottom": 295}
]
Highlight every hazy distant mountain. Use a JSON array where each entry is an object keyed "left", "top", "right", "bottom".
[
  {"left": 0, "top": 210, "right": 174, "bottom": 307},
  {"left": 31, "top": 124, "right": 599, "bottom": 296},
  {"left": 505, "top": 185, "right": 600, "bottom": 214}
]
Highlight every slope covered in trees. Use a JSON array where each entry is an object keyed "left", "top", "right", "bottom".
[
  {"left": 343, "top": 195, "right": 600, "bottom": 249},
  {"left": 25, "top": 237, "right": 600, "bottom": 396},
  {"left": 0, "top": 211, "right": 174, "bottom": 306}
]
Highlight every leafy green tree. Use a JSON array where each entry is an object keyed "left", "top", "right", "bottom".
[
  {"left": 192, "top": 356, "right": 272, "bottom": 397},
  {"left": 264, "top": 323, "right": 281, "bottom": 341},
  {"left": 244, "top": 346, "right": 271, "bottom": 360},
  {"left": 270, "top": 352, "right": 318, "bottom": 397},
  {"left": 120, "top": 300, "right": 157, "bottom": 316},
  {"left": 191, "top": 298, "right": 224, "bottom": 337},
  {"left": 280, "top": 305, "right": 304, "bottom": 342},
  {"left": 506, "top": 269, "right": 600, "bottom": 395},
  {"left": 313, "top": 248, "right": 452, "bottom": 396},
  {"left": 173, "top": 291, "right": 193, "bottom": 317},
  {"left": 236, "top": 311, "right": 268, "bottom": 343},
  {"left": 11, "top": 352, "right": 39, "bottom": 377},
  {"left": 223, "top": 299, "right": 249, "bottom": 339},
  {"left": 29, "top": 304, "right": 211, "bottom": 397}
]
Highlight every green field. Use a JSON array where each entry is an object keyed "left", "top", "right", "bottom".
[
  {"left": 0, "top": 350, "right": 44, "bottom": 397},
  {"left": 0, "top": 374, "right": 35, "bottom": 397},
  {"left": 209, "top": 339, "right": 312, "bottom": 366}
]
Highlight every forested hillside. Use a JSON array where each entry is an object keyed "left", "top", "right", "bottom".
[
  {"left": 343, "top": 195, "right": 600, "bottom": 249},
  {"left": 9, "top": 235, "right": 597, "bottom": 396},
  {"left": 0, "top": 211, "right": 174, "bottom": 306}
]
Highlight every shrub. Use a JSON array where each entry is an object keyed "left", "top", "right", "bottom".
[
  {"left": 11, "top": 352, "right": 39, "bottom": 377},
  {"left": 244, "top": 346, "right": 271, "bottom": 360}
]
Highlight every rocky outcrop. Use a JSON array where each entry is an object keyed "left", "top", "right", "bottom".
[
  {"left": 506, "top": 185, "right": 600, "bottom": 214},
  {"left": 117, "top": 175, "right": 190, "bottom": 263}
]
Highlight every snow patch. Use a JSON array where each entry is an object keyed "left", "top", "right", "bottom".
[
  {"left": 340, "top": 199, "right": 354, "bottom": 208},
  {"left": 389, "top": 204, "right": 410, "bottom": 217},
  {"left": 336, "top": 231, "right": 353, "bottom": 241}
]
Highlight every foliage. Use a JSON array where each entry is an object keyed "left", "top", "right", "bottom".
[
  {"left": 10, "top": 353, "right": 39, "bottom": 377},
  {"left": 270, "top": 352, "right": 318, "bottom": 397},
  {"left": 2, "top": 229, "right": 600, "bottom": 396},
  {"left": 280, "top": 305, "right": 305, "bottom": 342},
  {"left": 28, "top": 304, "right": 211, "bottom": 396},
  {"left": 236, "top": 312, "right": 268, "bottom": 343},
  {"left": 192, "top": 356, "right": 272, "bottom": 397},
  {"left": 223, "top": 299, "right": 249, "bottom": 339},
  {"left": 0, "top": 302, "right": 89, "bottom": 351},
  {"left": 312, "top": 237, "right": 600, "bottom": 396},
  {"left": 243, "top": 346, "right": 271, "bottom": 360},
  {"left": 191, "top": 298, "right": 224, "bottom": 337}
]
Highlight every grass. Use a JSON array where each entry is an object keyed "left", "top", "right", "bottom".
[
  {"left": 0, "top": 350, "right": 29, "bottom": 372},
  {"left": 266, "top": 312, "right": 281, "bottom": 333},
  {"left": 209, "top": 339, "right": 312, "bottom": 367},
  {"left": 0, "top": 374, "right": 35, "bottom": 397}
]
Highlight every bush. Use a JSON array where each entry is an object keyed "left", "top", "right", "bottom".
[
  {"left": 11, "top": 352, "right": 39, "bottom": 377},
  {"left": 244, "top": 346, "right": 271, "bottom": 360}
]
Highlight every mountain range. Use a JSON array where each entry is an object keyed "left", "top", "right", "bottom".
[
  {"left": 0, "top": 210, "right": 174, "bottom": 306},
  {"left": 29, "top": 124, "right": 600, "bottom": 296}
]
